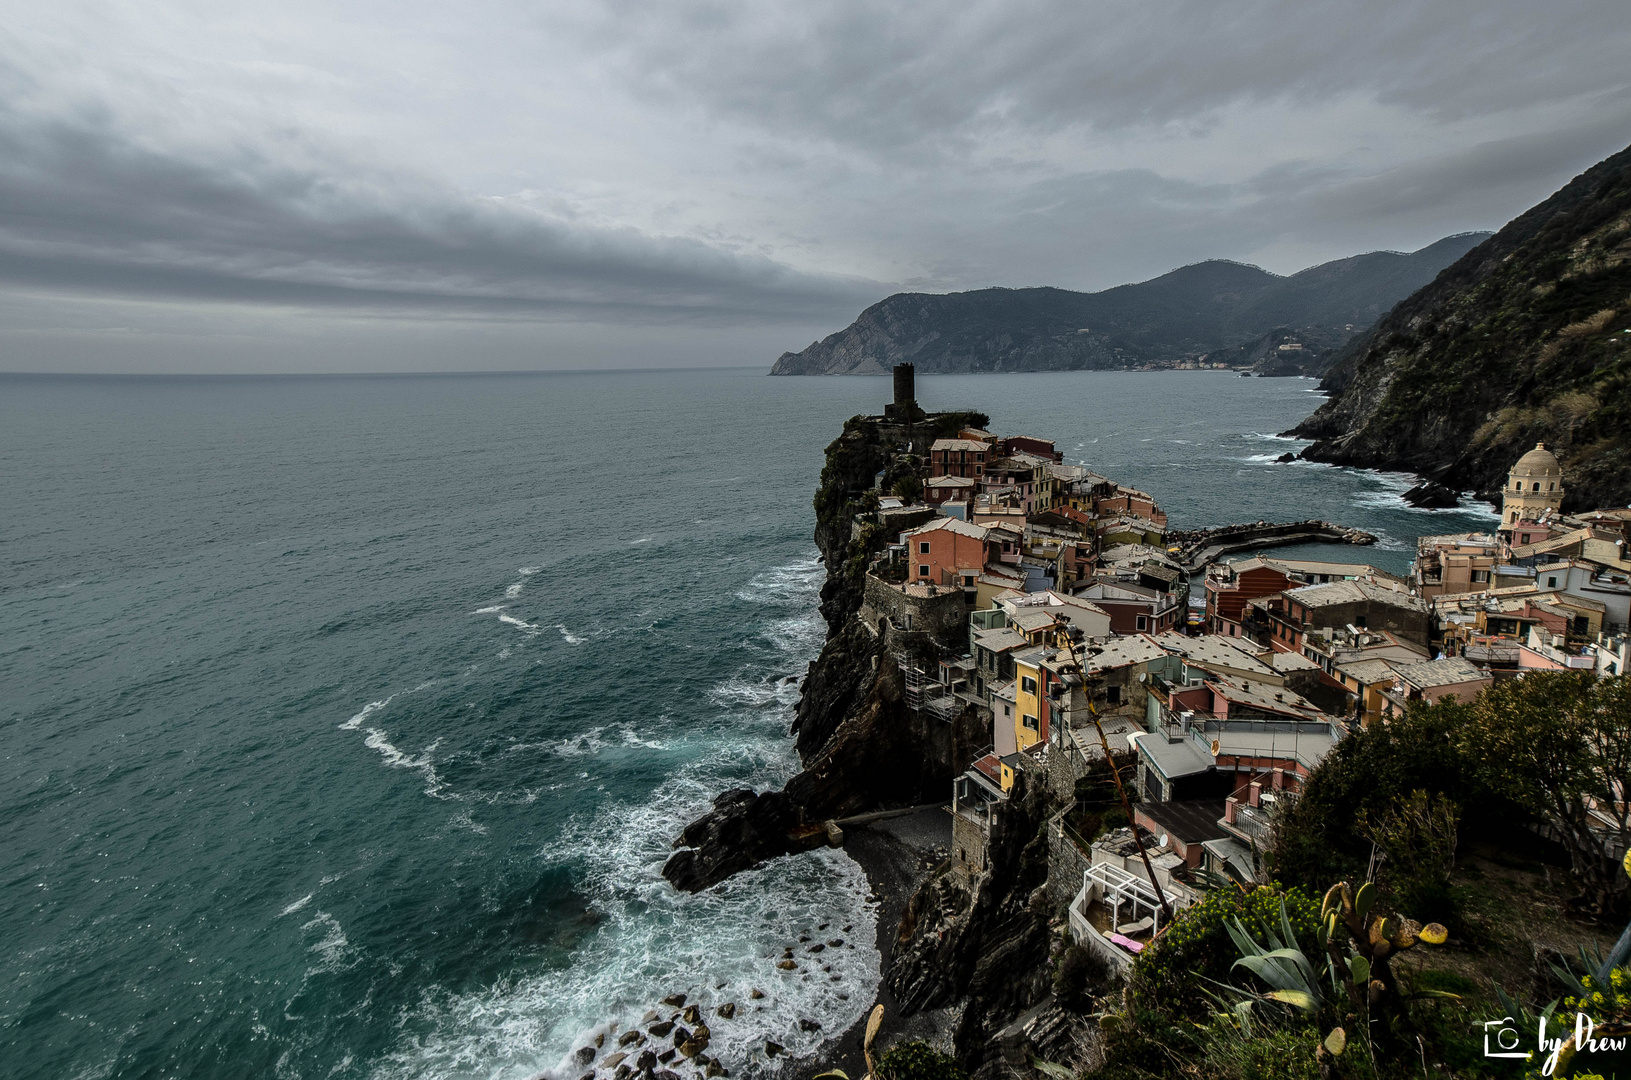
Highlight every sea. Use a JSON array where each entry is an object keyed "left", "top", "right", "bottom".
[{"left": 0, "top": 368, "right": 1498, "bottom": 1080}]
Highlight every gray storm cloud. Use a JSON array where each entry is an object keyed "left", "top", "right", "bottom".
[
  {"left": 1, "top": 0, "right": 1629, "bottom": 370},
  {"left": 0, "top": 107, "right": 882, "bottom": 321}
]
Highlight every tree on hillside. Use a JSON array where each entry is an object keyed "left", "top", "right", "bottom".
[{"left": 1462, "top": 672, "right": 1631, "bottom": 915}]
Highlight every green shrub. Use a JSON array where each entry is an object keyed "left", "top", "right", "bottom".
[
  {"left": 875, "top": 1041, "right": 967, "bottom": 1080},
  {"left": 1128, "top": 884, "right": 1319, "bottom": 1022},
  {"left": 1055, "top": 943, "right": 1106, "bottom": 1011},
  {"left": 1197, "top": 1027, "right": 1320, "bottom": 1080}
]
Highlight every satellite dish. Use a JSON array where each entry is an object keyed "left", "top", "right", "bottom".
[
  {"left": 1210, "top": 738, "right": 1221, "bottom": 756},
  {"left": 1159, "top": 833, "right": 1170, "bottom": 849}
]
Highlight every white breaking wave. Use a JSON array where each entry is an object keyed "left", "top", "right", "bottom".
[
  {"left": 734, "top": 555, "right": 823, "bottom": 605},
  {"left": 361, "top": 729, "right": 446, "bottom": 798},
  {"left": 556, "top": 624, "right": 586, "bottom": 645},
  {"left": 1348, "top": 471, "right": 1501, "bottom": 519},
  {"left": 279, "top": 894, "right": 313, "bottom": 917},
  {"left": 301, "top": 911, "right": 359, "bottom": 976},
  {"left": 365, "top": 744, "right": 879, "bottom": 1080},
  {"left": 339, "top": 696, "right": 394, "bottom": 731},
  {"left": 498, "top": 615, "right": 541, "bottom": 636},
  {"left": 363, "top": 555, "right": 879, "bottom": 1080}
]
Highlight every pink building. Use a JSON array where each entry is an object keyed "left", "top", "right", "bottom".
[{"left": 903, "top": 518, "right": 996, "bottom": 588}]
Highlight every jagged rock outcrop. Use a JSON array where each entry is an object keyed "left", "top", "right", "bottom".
[
  {"left": 769, "top": 235, "right": 1487, "bottom": 377},
  {"left": 1401, "top": 481, "right": 1460, "bottom": 509},
  {"left": 1294, "top": 141, "right": 1631, "bottom": 510},
  {"left": 888, "top": 773, "right": 1056, "bottom": 1078}
]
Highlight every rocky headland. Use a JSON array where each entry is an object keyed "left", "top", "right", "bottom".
[
  {"left": 767, "top": 234, "right": 1486, "bottom": 378},
  {"left": 661, "top": 406, "right": 1107, "bottom": 1077},
  {"left": 1293, "top": 139, "right": 1631, "bottom": 511},
  {"left": 663, "top": 408, "right": 990, "bottom": 892}
]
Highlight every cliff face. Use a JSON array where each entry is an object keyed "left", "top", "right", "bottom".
[
  {"left": 1294, "top": 142, "right": 1631, "bottom": 510},
  {"left": 663, "top": 410, "right": 989, "bottom": 893},
  {"left": 887, "top": 772, "right": 1067, "bottom": 1079},
  {"left": 768, "top": 236, "right": 1487, "bottom": 377}
]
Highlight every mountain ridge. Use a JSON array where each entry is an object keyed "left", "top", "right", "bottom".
[
  {"left": 769, "top": 233, "right": 1490, "bottom": 377},
  {"left": 1292, "top": 141, "right": 1631, "bottom": 512}
]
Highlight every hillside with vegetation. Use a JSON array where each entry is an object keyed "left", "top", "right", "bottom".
[
  {"left": 1294, "top": 142, "right": 1631, "bottom": 511},
  {"left": 769, "top": 236, "right": 1487, "bottom": 377},
  {"left": 1072, "top": 672, "right": 1631, "bottom": 1080}
]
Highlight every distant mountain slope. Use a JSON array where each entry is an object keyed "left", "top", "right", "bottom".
[
  {"left": 769, "top": 234, "right": 1489, "bottom": 376},
  {"left": 1293, "top": 142, "right": 1631, "bottom": 511}
]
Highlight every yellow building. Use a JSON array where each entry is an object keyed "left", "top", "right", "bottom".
[
  {"left": 1013, "top": 651, "right": 1045, "bottom": 752},
  {"left": 1501, "top": 442, "right": 1564, "bottom": 530}
]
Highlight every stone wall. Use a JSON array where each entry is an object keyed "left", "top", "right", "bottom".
[
  {"left": 859, "top": 572, "right": 970, "bottom": 655},
  {"left": 1046, "top": 807, "right": 1094, "bottom": 912},
  {"left": 951, "top": 809, "right": 990, "bottom": 888}
]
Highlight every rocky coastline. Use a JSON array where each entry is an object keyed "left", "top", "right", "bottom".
[{"left": 660, "top": 406, "right": 1104, "bottom": 1077}]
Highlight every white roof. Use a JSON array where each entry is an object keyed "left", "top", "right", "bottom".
[{"left": 905, "top": 517, "right": 990, "bottom": 540}]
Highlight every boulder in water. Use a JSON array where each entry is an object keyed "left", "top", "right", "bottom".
[
  {"left": 1275, "top": 452, "right": 1296, "bottom": 463},
  {"left": 1403, "top": 481, "right": 1459, "bottom": 508},
  {"left": 715, "top": 1002, "right": 735, "bottom": 1019},
  {"left": 576, "top": 1046, "right": 596, "bottom": 1065}
]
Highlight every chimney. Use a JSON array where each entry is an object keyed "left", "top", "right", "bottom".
[
  {"left": 1225, "top": 796, "right": 1238, "bottom": 823},
  {"left": 1249, "top": 781, "right": 1262, "bottom": 807},
  {"left": 1272, "top": 767, "right": 1284, "bottom": 790}
]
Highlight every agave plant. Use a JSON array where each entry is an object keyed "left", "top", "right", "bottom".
[
  {"left": 1211, "top": 884, "right": 1455, "bottom": 1066},
  {"left": 1224, "top": 898, "right": 1326, "bottom": 1015}
]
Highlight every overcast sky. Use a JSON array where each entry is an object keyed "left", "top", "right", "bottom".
[{"left": 3, "top": 1, "right": 1629, "bottom": 373}]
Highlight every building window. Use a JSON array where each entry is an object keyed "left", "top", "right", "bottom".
[
  {"left": 918, "top": 564, "right": 929, "bottom": 577},
  {"left": 919, "top": 541, "right": 931, "bottom": 554},
  {"left": 1471, "top": 570, "right": 1489, "bottom": 583},
  {"left": 1021, "top": 676, "right": 1036, "bottom": 694},
  {"left": 1106, "top": 685, "right": 1121, "bottom": 705},
  {"left": 1023, "top": 714, "right": 1039, "bottom": 731},
  {"left": 1533, "top": 482, "right": 1542, "bottom": 492},
  {"left": 1548, "top": 576, "right": 1558, "bottom": 588},
  {"left": 1136, "top": 615, "right": 1148, "bottom": 630}
]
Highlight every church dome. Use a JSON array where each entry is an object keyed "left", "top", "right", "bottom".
[{"left": 1511, "top": 442, "right": 1561, "bottom": 478}]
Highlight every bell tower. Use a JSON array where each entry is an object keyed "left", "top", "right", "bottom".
[{"left": 1500, "top": 442, "right": 1564, "bottom": 536}]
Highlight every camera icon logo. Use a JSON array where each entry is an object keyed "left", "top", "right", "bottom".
[{"left": 1484, "top": 1017, "right": 1527, "bottom": 1059}]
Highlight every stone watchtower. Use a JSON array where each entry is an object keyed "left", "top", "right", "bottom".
[
  {"left": 1500, "top": 442, "right": 1565, "bottom": 530},
  {"left": 883, "top": 363, "right": 919, "bottom": 422}
]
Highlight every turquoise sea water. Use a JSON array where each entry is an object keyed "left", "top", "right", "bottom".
[{"left": 0, "top": 368, "right": 1496, "bottom": 1080}]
